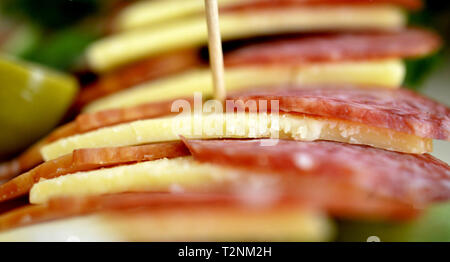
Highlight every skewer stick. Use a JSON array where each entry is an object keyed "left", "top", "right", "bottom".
[{"left": 205, "top": 0, "right": 226, "bottom": 102}]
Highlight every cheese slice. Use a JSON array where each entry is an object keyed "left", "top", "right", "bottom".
[
  {"left": 41, "top": 113, "right": 432, "bottom": 161},
  {"left": 0, "top": 215, "right": 122, "bottom": 242},
  {"left": 115, "top": 0, "right": 403, "bottom": 32},
  {"left": 104, "top": 207, "right": 333, "bottom": 242},
  {"left": 88, "top": 6, "right": 405, "bottom": 72},
  {"left": 84, "top": 60, "right": 405, "bottom": 112},
  {"left": 0, "top": 208, "right": 332, "bottom": 242},
  {"left": 30, "top": 157, "right": 239, "bottom": 204},
  {"left": 114, "top": 0, "right": 250, "bottom": 31}
]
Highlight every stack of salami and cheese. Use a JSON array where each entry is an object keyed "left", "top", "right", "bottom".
[{"left": 0, "top": 0, "right": 449, "bottom": 241}]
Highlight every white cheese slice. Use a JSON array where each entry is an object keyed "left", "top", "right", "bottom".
[
  {"left": 88, "top": 6, "right": 405, "bottom": 72},
  {"left": 40, "top": 113, "right": 432, "bottom": 162},
  {"left": 83, "top": 60, "right": 405, "bottom": 113},
  {"left": 0, "top": 215, "right": 121, "bottom": 242}
]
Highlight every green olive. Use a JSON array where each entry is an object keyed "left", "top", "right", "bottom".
[{"left": 0, "top": 55, "right": 78, "bottom": 160}]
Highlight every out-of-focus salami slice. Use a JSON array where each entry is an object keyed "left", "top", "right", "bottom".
[
  {"left": 0, "top": 193, "right": 236, "bottom": 231},
  {"left": 230, "top": 86, "right": 450, "bottom": 140},
  {"left": 0, "top": 142, "right": 189, "bottom": 203},
  {"left": 0, "top": 188, "right": 418, "bottom": 232},
  {"left": 0, "top": 124, "right": 79, "bottom": 182},
  {"left": 0, "top": 140, "right": 48, "bottom": 182},
  {"left": 75, "top": 97, "right": 194, "bottom": 134},
  {"left": 225, "top": 29, "right": 440, "bottom": 66},
  {"left": 184, "top": 139, "right": 450, "bottom": 205},
  {"left": 75, "top": 49, "right": 201, "bottom": 108},
  {"left": 224, "top": 0, "right": 422, "bottom": 12}
]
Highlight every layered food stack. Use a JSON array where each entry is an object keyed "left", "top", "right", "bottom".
[{"left": 0, "top": 0, "right": 449, "bottom": 241}]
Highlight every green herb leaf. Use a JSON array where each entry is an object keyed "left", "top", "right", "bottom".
[{"left": 22, "top": 28, "right": 98, "bottom": 70}]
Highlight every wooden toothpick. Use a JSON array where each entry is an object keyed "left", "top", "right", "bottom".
[{"left": 205, "top": 0, "right": 226, "bottom": 102}]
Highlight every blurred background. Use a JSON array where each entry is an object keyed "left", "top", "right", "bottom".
[
  {"left": 0, "top": 0, "right": 449, "bottom": 162},
  {"left": 0, "top": 1, "right": 448, "bottom": 78}
]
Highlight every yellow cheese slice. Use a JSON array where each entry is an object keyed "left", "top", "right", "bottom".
[
  {"left": 0, "top": 208, "right": 333, "bottom": 242},
  {"left": 41, "top": 113, "right": 432, "bottom": 161},
  {"left": 83, "top": 60, "right": 405, "bottom": 112},
  {"left": 88, "top": 6, "right": 405, "bottom": 72},
  {"left": 114, "top": 0, "right": 250, "bottom": 31},
  {"left": 105, "top": 207, "right": 333, "bottom": 242},
  {"left": 30, "top": 157, "right": 239, "bottom": 204}
]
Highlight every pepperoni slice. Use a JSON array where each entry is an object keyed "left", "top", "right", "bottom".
[
  {"left": 0, "top": 142, "right": 189, "bottom": 203},
  {"left": 184, "top": 139, "right": 450, "bottom": 205},
  {"left": 224, "top": 0, "right": 422, "bottom": 11},
  {"left": 230, "top": 86, "right": 450, "bottom": 140},
  {"left": 225, "top": 29, "right": 441, "bottom": 66}
]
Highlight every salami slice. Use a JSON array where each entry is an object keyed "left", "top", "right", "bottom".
[
  {"left": 75, "top": 97, "right": 194, "bottom": 134},
  {"left": 0, "top": 142, "right": 189, "bottom": 203},
  {"left": 184, "top": 139, "right": 450, "bottom": 205},
  {"left": 0, "top": 140, "right": 47, "bottom": 182},
  {"left": 229, "top": 86, "right": 450, "bottom": 140},
  {"left": 75, "top": 49, "right": 200, "bottom": 108},
  {"left": 224, "top": 0, "right": 422, "bottom": 12},
  {"left": 225, "top": 28, "right": 441, "bottom": 66},
  {"left": 0, "top": 193, "right": 236, "bottom": 231},
  {"left": 0, "top": 97, "right": 192, "bottom": 181},
  {"left": 0, "top": 188, "right": 418, "bottom": 232}
]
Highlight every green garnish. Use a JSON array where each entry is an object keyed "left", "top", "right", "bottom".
[{"left": 337, "top": 202, "right": 450, "bottom": 242}]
